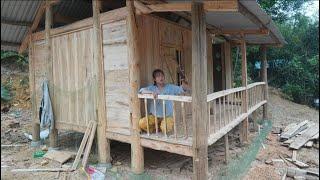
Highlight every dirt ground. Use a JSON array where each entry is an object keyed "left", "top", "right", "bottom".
[{"left": 1, "top": 63, "right": 319, "bottom": 179}]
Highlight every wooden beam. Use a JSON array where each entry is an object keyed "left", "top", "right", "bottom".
[
  {"left": 240, "top": 39, "right": 248, "bottom": 143},
  {"left": 92, "top": 0, "right": 111, "bottom": 164},
  {"left": 45, "top": 1, "right": 58, "bottom": 149},
  {"left": 1, "top": 41, "right": 20, "bottom": 47},
  {"left": 147, "top": 1, "right": 238, "bottom": 12},
  {"left": 261, "top": 45, "right": 268, "bottom": 120},
  {"left": 28, "top": 37, "right": 40, "bottom": 146},
  {"left": 210, "top": 28, "right": 269, "bottom": 35},
  {"left": 127, "top": 0, "right": 144, "bottom": 174},
  {"left": 224, "top": 41, "right": 232, "bottom": 89},
  {"left": 134, "top": 0, "right": 152, "bottom": 14},
  {"left": 31, "top": 7, "right": 128, "bottom": 42},
  {"left": 1, "top": 19, "right": 32, "bottom": 27},
  {"left": 18, "top": 0, "right": 60, "bottom": 54},
  {"left": 238, "top": 3, "right": 280, "bottom": 44},
  {"left": 192, "top": 2, "right": 208, "bottom": 180}
]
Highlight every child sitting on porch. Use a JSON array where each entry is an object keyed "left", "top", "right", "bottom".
[{"left": 139, "top": 69, "right": 190, "bottom": 134}]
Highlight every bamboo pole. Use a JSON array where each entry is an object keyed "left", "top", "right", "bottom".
[
  {"left": 192, "top": 2, "right": 208, "bottom": 179},
  {"left": 213, "top": 99, "right": 216, "bottom": 133},
  {"left": 173, "top": 102, "right": 177, "bottom": 139},
  {"left": 219, "top": 97, "right": 222, "bottom": 130},
  {"left": 144, "top": 98, "right": 149, "bottom": 135},
  {"left": 153, "top": 99, "right": 159, "bottom": 134},
  {"left": 208, "top": 102, "right": 211, "bottom": 135},
  {"left": 181, "top": 102, "right": 188, "bottom": 138},
  {"left": 163, "top": 100, "right": 167, "bottom": 137},
  {"left": 127, "top": 0, "right": 144, "bottom": 174}
]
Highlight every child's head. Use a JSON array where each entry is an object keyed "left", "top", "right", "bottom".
[{"left": 152, "top": 69, "right": 165, "bottom": 86}]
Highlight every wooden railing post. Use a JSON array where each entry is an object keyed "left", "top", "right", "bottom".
[
  {"left": 127, "top": 0, "right": 144, "bottom": 174},
  {"left": 261, "top": 45, "right": 268, "bottom": 120},
  {"left": 240, "top": 39, "right": 248, "bottom": 143},
  {"left": 191, "top": 2, "right": 208, "bottom": 179}
]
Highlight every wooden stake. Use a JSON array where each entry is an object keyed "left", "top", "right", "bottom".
[
  {"left": 181, "top": 102, "right": 188, "bottom": 138},
  {"left": 154, "top": 99, "right": 159, "bottom": 134},
  {"left": 162, "top": 100, "right": 167, "bottom": 137},
  {"left": 92, "top": 0, "right": 110, "bottom": 164},
  {"left": 173, "top": 102, "right": 177, "bottom": 139},
  {"left": 191, "top": 2, "right": 208, "bottom": 179},
  {"left": 144, "top": 98, "right": 150, "bottom": 135},
  {"left": 224, "top": 134, "right": 229, "bottom": 164},
  {"left": 82, "top": 121, "right": 97, "bottom": 168},
  {"left": 127, "top": 0, "right": 144, "bottom": 174},
  {"left": 72, "top": 121, "right": 93, "bottom": 170}
]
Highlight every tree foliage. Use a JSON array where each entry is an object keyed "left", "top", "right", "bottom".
[{"left": 246, "top": 1, "right": 319, "bottom": 106}]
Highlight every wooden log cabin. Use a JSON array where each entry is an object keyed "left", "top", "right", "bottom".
[{"left": 7, "top": 0, "right": 285, "bottom": 179}]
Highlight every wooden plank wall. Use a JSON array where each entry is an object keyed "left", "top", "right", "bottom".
[
  {"left": 30, "top": 13, "right": 214, "bottom": 135},
  {"left": 137, "top": 15, "right": 213, "bottom": 93},
  {"left": 31, "top": 40, "right": 46, "bottom": 112},
  {"left": 102, "top": 20, "right": 130, "bottom": 134}
]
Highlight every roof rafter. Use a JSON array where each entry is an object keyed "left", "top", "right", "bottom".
[
  {"left": 238, "top": 2, "right": 281, "bottom": 45},
  {"left": 1, "top": 18, "right": 32, "bottom": 27},
  {"left": 1, "top": 41, "right": 20, "bottom": 47},
  {"left": 19, "top": 0, "right": 60, "bottom": 54}
]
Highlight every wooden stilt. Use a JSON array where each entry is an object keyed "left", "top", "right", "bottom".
[
  {"left": 191, "top": 2, "right": 208, "bottom": 179},
  {"left": 127, "top": 0, "right": 144, "bottom": 174},
  {"left": 29, "top": 37, "right": 40, "bottom": 145},
  {"left": 92, "top": 0, "right": 110, "bottom": 164},
  {"left": 261, "top": 45, "right": 268, "bottom": 120},
  {"left": 224, "top": 134, "right": 229, "bottom": 164},
  {"left": 240, "top": 40, "right": 248, "bottom": 143},
  {"left": 46, "top": 1, "right": 58, "bottom": 149}
]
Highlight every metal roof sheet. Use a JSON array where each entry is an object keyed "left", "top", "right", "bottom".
[{"left": 1, "top": 0, "right": 285, "bottom": 51}]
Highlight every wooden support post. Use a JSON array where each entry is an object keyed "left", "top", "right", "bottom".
[
  {"left": 29, "top": 38, "right": 40, "bottom": 146},
  {"left": 191, "top": 2, "right": 208, "bottom": 179},
  {"left": 46, "top": 1, "right": 58, "bottom": 149},
  {"left": 240, "top": 39, "right": 248, "bottom": 143},
  {"left": 224, "top": 134, "right": 229, "bottom": 164},
  {"left": 127, "top": 0, "right": 144, "bottom": 174},
  {"left": 261, "top": 45, "right": 268, "bottom": 120},
  {"left": 92, "top": 0, "right": 110, "bottom": 164}
]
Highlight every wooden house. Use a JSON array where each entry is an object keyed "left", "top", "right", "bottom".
[{"left": 2, "top": 0, "right": 285, "bottom": 179}]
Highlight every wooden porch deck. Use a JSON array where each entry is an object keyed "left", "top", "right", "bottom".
[{"left": 106, "top": 82, "right": 266, "bottom": 157}]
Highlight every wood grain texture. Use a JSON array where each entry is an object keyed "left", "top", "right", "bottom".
[{"left": 191, "top": 2, "right": 208, "bottom": 179}]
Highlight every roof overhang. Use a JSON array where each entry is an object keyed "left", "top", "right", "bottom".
[{"left": 135, "top": 0, "right": 286, "bottom": 46}]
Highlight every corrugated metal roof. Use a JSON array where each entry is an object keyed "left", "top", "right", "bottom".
[
  {"left": 1, "top": 0, "right": 285, "bottom": 52},
  {"left": 1, "top": 0, "right": 92, "bottom": 51},
  {"left": 166, "top": 0, "right": 286, "bottom": 45},
  {"left": 1, "top": 0, "right": 41, "bottom": 51}
]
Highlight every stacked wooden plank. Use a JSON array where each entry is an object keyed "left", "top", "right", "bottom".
[{"left": 280, "top": 121, "right": 319, "bottom": 150}]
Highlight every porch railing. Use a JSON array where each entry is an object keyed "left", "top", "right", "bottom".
[
  {"left": 207, "top": 86, "right": 246, "bottom": 135},
  {"left": 137, "top": 82, "right": 266, "bottom": 144},
  {"left": 247, "top": 82, "right": 266, "bottom": 113},
  {"left": 137, "top": 94, "right": 192, "bottom": 139}
]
